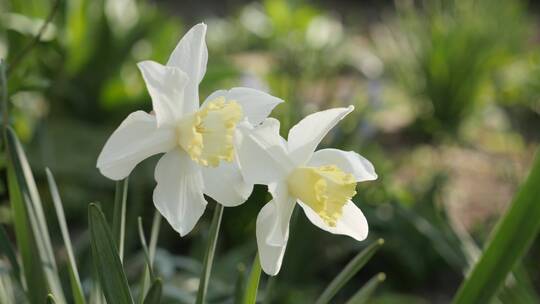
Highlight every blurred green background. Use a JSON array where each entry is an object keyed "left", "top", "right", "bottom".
[{"left": 1, "top": 0, "right": 539, "bottom": 303}]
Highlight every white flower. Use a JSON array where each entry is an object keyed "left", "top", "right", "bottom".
[
  {"left": 97, "top": 23, "right": 283, "bottom": 236},
  {"left": 236, "top": 106, "right": 377, "bottom": 275}
]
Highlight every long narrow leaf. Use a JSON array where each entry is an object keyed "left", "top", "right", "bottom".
[
  {"left": 243, "top": 255, "right": 261, "bottom": 304},
  {"left": 88, "top": 266, "right": 106, "bottom": 304},
  {"left": 453, "top": 152, "right": 540, "bottom": 303},
  {"left": 0, "top": 269, "right": 15, "bottom": 304},
  {"left": 24, "top": 193, "right": 66, "bottom": 303},
  {"left": 195, "top": 204, "right": 224, "bottom": 304},
  {"left": 47, "top": 294, "right": 57, "bottom": 304},
  {"left": 89, "top": 203, "right": 134, "bottom": 304},
  {"left": 137, "top": 217, "right": 154, "bottom": 279},
  {"left": 46, "top": 168, "right": 86, "bottom": 304},
  {"left": 142, "top": 279, "right": 162, "bottom": 304},
  {"left": 315, "top": 239, "right": 384, "bottom": 304},
  {"left": 113, "top": 178, "right": 129, "bottom": 261},
  {"left": 345, "top": 273, "right": 386, "bottom": 304},
  {"left": 0, "top": 225, "right": 20, "bottom": 283},
  {"left": 137, "top": 212, "right": 161, "bottom": 304},
  {"left": 234, "top": 264, "right": 246, "bottom": 304},
  {"left": 5, "top": 159, "right": 45, "bottom": 302},
  {"left": 6, "top": 128, "right": 57, "bottom": 268},
  {"left": 6, "top": 128, "right": 66, "bottom": 303}
]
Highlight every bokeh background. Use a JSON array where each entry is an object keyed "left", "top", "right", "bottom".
[{"left": 1, "top": 0, "right": 539, "bottom": 303}]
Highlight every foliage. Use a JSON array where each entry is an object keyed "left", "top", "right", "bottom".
[{"left": 0, "top": 0, "right": 539, "bottom": 303}]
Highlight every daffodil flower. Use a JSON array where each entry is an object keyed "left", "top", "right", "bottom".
[
  {"left": 236, "top": 106, "right": 377, "bottom": 275},
  {"left": 97, "top": 23, "right": 283, "bottom": 236}
]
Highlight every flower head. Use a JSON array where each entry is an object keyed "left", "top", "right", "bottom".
[
  {"left": 97, "top": 23, "right": 283, "bottom": 236},
  {"left": 236, "top": 106, "right": 377, "bottom": 275}
]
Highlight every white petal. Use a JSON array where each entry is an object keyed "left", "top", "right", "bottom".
[
  {"left": 287, "top": 106, "right": 354, "bottom": 166},
  {"left": 308, "top": 148, "right": 377, "bottom": 182},
  {"left": 256, "top": 201, "right": 289, "bottom": 276},
  {"left": 298, "top": 200, "right": 368, "bottom": 241},
  {"left": 97, "top": 111, "right": 175, "bottom": 180},
  {"left": 203, "top": 87, "right": 284, "bottom": 125},
  {"left": 167, "top": 23, "right": 208, "bottom": 114},
  {"left": 137, "top": 61, "right": 189, "bottom": 126},
  {"left": 201, "top": 160, "right": 253, "bottom": 207},
  {"left": 266, "top": 182, "right": 295, "bottom": 246},
  {"left": 235, "top": 119, "right": 293, "bottom": 185},
  {"left": 153, "top": 148, "right": 207, "bottom": 236}
]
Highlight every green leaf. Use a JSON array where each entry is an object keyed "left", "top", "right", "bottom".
[
  {"left": 453, "top": 152, "right": 540, "bottom": 304},
  {"left": 5, "top": 144, "right": 45, "bottom": 303},
  {"left": 89, "top": 203, "right": 134, "bottom": 304},
  {"left": 345, "top": 273, "right": 386, "bottom": 304},
  {"left": 46, "top": 168, "right": 86, "bottom": 304},
  {"left": 142, "top": 279, "right": 162, "bottom": 304},
  {"left": 88, "top": 267, "right": 106, "bottom": 304},
  {"left": 195, "top": 204, "right": 224, "bottom": 304},
  {"left": 0, "top": 271, "right": 15, "bottom": 304},
  {"left": 47, "top": 294, "right": 57, "bottom": 304},
  {"left": 315, "top": 239, "right": 384, "bottom": 304},
  {"left": 113, "top": 178, "right": 129, "bottom": 261},
  {"left": 137, "top": 217, "right": 154, "bottom": 280},
  {"left": 137, "top": 212, "right": 161, "bottom": 304},
  {"left": 0, "top": 225, "right": 20, "bottom": 283},
  {"left": 243, "top": 255, "right": 262, "bottom": 304},
  {"left": 5, "top": 127, "right": 66, "bottom": 303},
  {"left": 234, "top": 264, "right": 246, "bottom": 304}
]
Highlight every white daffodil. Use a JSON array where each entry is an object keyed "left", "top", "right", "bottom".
[
  {"left": 236, "top": 106, "right": 377, "bottom": 275},
  {"left": 97, "top": 23, "right": 283, "bottom": 236}
]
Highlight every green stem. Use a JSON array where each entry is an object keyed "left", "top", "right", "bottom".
[
  {"left": 195, "top": 203, "right": 224, "bottom": 304},
  {"left": 243, "top": 255, "right": 262, "bottom": 304},
  {"left": 112, "top": 178, "right": 129, "bottom": 261}
]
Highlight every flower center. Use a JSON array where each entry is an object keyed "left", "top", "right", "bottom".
[
  {"left": 287, "top": 165, "right": 356, "bottom": 227},
  {"left": 176, "top": 97, "right": 243, "bottom": 167}
]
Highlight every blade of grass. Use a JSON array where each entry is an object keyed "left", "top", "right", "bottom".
[
  {"left": 195, "top": 203, "right": 224, "bottom": 304},
  {"left": 24, "top": 192, "right": 66, "bottom": 303},
  {"left": 89, "top": 203, "right": 134, "bottom": 304},
  {"left": 137, "top": 212, "right": 161, "bottom": 304},
  {"left": 5, "top": 155, "right": 45, "bottom": 302},
  {"left": 315, "top": 239, "right": 385, "bottom": 304},
  {"left": 137, "top": 217, "right": 154, "bottom": 280},
  {"left": 243, "top": 255, "right": 261, "bottom": 304},
  {"left": 5, "top": 128, "right": 67, "bottom": 302},
  {"left": 452, "top": 152, "right": 540, "bottom": 304},
  {"left": 113, "top": 178, "right": 129, "bottom": 261},
  {"left": 142, "top": 279, "right": 162, "bottom": 304},
  {"left": 345, "top": 273, "right": 386, "bottom": 304},
  {"left": 46, "top": 168, "right": 86, "bottom": 304},
  {"left": 0, "top": 225, "right": 20, "bottom": 283}
]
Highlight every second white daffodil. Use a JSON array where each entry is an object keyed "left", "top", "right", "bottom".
[
  {"left": 236, "top": 106, "right": 377, "bottom": 275},
  {"left": 97, "top": 23, "right": 283, "bottom": 236}
]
